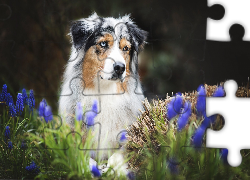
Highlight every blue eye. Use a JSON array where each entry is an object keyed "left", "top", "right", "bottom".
[{"left": 99, "top": 41, "right": 108, "bottom": 48}]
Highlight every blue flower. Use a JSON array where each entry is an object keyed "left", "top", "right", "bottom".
[
  {"left": 86, "top": 100, "right": 98, "bottom": 128},
  {"left": 75, "top": 102, "right": 83, "bottom": 121},
  {"left": 21, "top": 140, "right": 27, "bottom": 150},
  {"left": 120, "top": 131, "right": 127, "bottom": 142},
  {"left": 28, "top": 90, "right": 35, "bottom": 111},
  {"left": 196, "top": 85, "right": 206, "bottom": 117},
  {"left": 38, "top": 99, "right": 47, "bottom": 117},
  {"left": 220, "top": 149, "right": 228, "bottom": 164},
  {"left": 213, "top": 86, "right": 225, "bottom": 97},
  {"left": 127, "top": 171, "right": 135, "bottom": 180},
  {"left": 8, "top": 103, "right": 16, "bottom": 117},
  {"left": 16, "top": 93, "right": 24, "bottom": 115},
  {"left": 4, "top": 126, "right": 11, "bottom": 142},
  {"left": 44, "top": 105, "right": 53, "bottom": 123},
  {"left": 1, "top": 84, "right": 7, "bottom": 102},
  {"left": 167, "top": 95, "right": 183, "bottom": 120},
  {"left": 91, "top": 165, "right": 101, "bottom": 177},
  {"left": 167, "top": 157, "right": 179, "bottom": 174},
  {"left": 92, "top": 99, "right": 98, "bottom": 113},
  {"left": 193, "top": 126, "right": 205, "bottom": 148},
  {"left": 22, "top": 88, "right": 28, "bottom": 105},
  {"left": 177, "top": 101, "right": 192, "bottom": 131},
  {"left": 86, "top": 111, "right": 97, "bottom": 128},
  {"left": 7, "top": 141, "right": 13, "bottom": 150},
  {"left": 6, "top": 93, "right": 14, "bottom": 105},
  {"left": 25, "top": 161, "right": 40, "bottom": 175}
]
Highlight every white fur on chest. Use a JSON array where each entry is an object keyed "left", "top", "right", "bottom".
[{"left": 81, "top": 80, "right": 144, "bottom": 149}]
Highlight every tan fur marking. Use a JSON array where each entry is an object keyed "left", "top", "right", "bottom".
[
  {"left": 117, "top": 38, "right": 131, "bottom": 93},
  {"left": 83, "top": 33, "right": 115, "bottom": 89}
]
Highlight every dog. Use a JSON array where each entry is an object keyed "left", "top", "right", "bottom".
[{"left": 58, "top": 12, "right": 147, "bottom": 160}]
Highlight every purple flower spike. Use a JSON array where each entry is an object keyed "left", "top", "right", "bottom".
[
  {"left": 28, "top": 90, "right": 35, "bottom": 111},
  {"left": 92, "top": 99, "right": 98, "bottom": 113},
  {"left": 167, "top": 157, "right": 179, "bottom": 174},
  {"left": 1, "top": 84, "right": 7, "bottom": 102},
  {"left": 76, "top": 102, "right": 83, "bottom": 121},
  {"left": 177, "top": 101, "right": 192, "bottom": 131},
  {"left": 213, "top": 86, "right": 225, "bottom": 97},
  {"left": 86, "top": 111, "right": 97, "bottom": 128},
  {"left": 25, "top": 161, "right": 40, "bottom": 175},
  {"left": 220, "top": 149, "right": 228, "bottom": 164},
  {"left": 16, "top": 93, "right": 24, "bottom": 115},
  {"left": 22, "top": 89, "right": 28, "bottom": 105},
  {"left": 193, "top": 126, "right": 205, "bottom": 148},
  {"left": 196, "top": 85, "right": 206, "bottom": 117},
  {"left": 127, "top": 171, "right": 135, "bottom": 180},
  {"left": 8, "top": 103, "right": 16, "bottom": 117},
  {"left": 4, "top": 126, "right": 11, "bottom": 142},
  {"left": 91, "top": 165, "right": 101, "bottom": 177},
  {"left": 120, "top": 131, "right": 127, "bottom": 142},
  {"left": 167, "top": 95, "right": 183, "bottom": 120},
  {"left": 167, "top": 100, "right": 178, "bottom": 120},
  {"left": 7, "top": 141, "right": 13, "bottom": 150},
  {"left": 44, "top": 105, "right": 53, "bottom": 123},
  {"left": 38, "top": 99, "right": 47, "bottom": 117},
  {"left": 6, "top": 93, "right": 14, "bottom": 106},
  {"left": 174, "top": 95, "right": 183, "bottom": 113}
]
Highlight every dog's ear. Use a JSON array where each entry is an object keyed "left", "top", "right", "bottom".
[
  {"left": 127, "top": 23, "right": 148, "bottom": 53},
  {"left": 70, "top": 12, "right": 101, "bottom": 51}
]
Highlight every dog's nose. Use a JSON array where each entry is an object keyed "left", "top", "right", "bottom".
[{"left": 113, "top": 62, "right": 125, "bottom": 76}]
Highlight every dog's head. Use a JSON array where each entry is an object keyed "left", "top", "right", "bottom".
[{"left": 69, "top": 13, "right": 147, "bottom": 87}]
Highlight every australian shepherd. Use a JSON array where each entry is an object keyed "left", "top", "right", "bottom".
[{"left": 58, "top": 12, "right": 147, "bottom": 159}]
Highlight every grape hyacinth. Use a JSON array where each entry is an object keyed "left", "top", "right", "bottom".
[
  {"left": 38, "top": 99, "right": 47, "bottom": 117},
  {"left": 8, "top": 103, "right": 16, "bottom": 117},
  {"left": 213, "top": 86, "right": 225, "bottom": 97},
  {"left": 167, "top": 94, "right": 183, "bottom": 120},
  {"left": 38, "top": 99, "right": 53, "bottom": 123},
  {"left": 21, "top": 140, "right": 27, "bottom": 150},
  {"left": 192, "top": 126, "right": 206, "bottom": 148},
  {"left": 16, "top": 93, "right": 24, "bottom": 115},
  {"left": 91, "top": 165, "right": 101, "bottom": 177},
  {"left": 7, "top": 141, "right": 13, "bottom": 150},
  {"left": 0, "top": 84, "right": 7, "bottom": 102},
  {"left": 177, "top": 101, "right": 192, "bottom": 131},
  {"left": 196, "top": 85, "right": 206, "bottom": 117},
  {"left": 86, "top": 100, "right": 98, "bottom": 128},
  {"left": 44, "top": 105, "right": 53, "bottom": 123},
  {"left": 167, "top": 157, "right": 179, "bottom": 174},
  {"left": 75, "top": 102, "right": 83, "bottom": 121},
  {"left": 120, "top": 131, "right": 127, "bottom": 142},
  {"left": 4, "top": 126, "right": 11, "bottom": 142},
  {"left": 28, "top": 90, "right": 35, "bottom": 111},
  {"left": 127, "top": 171, "right": 135, "bottom": 180},
  {"left": 220, "top": 149, "right": 229, "bottom": 164},
  {"left": 22, "top": 88, "right": 28, "bottom": 105},
  {"left": 6, "top": 93, "right": 14, "bottom": 105},
  {"left": 25, "top": 161, "right": 40, "bottom": 175}
]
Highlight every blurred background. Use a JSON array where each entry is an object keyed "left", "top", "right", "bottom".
[{"left": 1, "top": 0, "right": 249, "bottom": 112}]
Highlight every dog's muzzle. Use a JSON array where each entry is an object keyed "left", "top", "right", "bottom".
[{"left": 111, "top": 62, "right": 125, "bottom": 80}]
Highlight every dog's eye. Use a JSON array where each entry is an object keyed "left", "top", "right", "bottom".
[
  {"left": 99, "top": 41, "right": 108, "bottom": 48},
  {"left": 123, "top": 46, "right": 129, "bottom": 51}
]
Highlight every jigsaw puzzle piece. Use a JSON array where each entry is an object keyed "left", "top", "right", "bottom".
[{"left": 206, "top": 80, "right": 250, "bottom": 167}]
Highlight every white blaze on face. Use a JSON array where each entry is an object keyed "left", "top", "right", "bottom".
[{"left": 102, "top": 38, "right": 126, "bottom": 80}]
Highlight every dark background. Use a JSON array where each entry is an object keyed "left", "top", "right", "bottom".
[{"left": 0, "top": 0, "right": 249, "bottom": 111}]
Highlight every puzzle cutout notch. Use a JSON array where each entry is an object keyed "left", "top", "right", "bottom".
[
  {"left": 206, "top": 79, "right": 250, "bottom": 167},
  {"left": 207, "top": 0, "right": 250, "bottom": 41}
]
